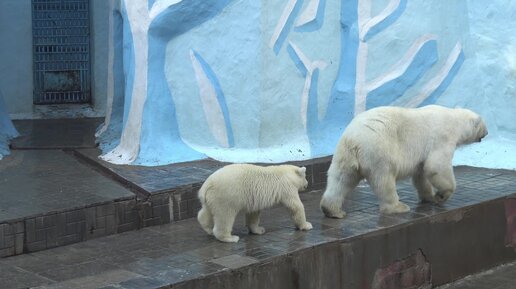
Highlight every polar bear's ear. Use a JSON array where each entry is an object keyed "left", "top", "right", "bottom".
[{"left": 297, "top": 167, "right": 306, "bottom": 175}]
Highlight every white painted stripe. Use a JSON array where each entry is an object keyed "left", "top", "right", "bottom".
[
  {"left": 358, "top": 0, "right": 372, "bottom": 31},
  {"left": 360, "top": 0, "right": 400, "bottom": 40},
  {"left": 269, "top": 0, "right": 298, "bottom": 49},
  {"left": 190, "top": 50, "right": 230, "bottom": 148},
  {"left": 295, "top": 0, "right": 320, "bottom": 27},
  {"left": 365, "top": 34, "right": 438, "bottom": 93},
  {"left": 289, "top": 42, "right": 327, "bottom": 129},
  {"left": 406, "top": 42, "right": 463, "bottom": 108},
  {"left": 100, "top": 0, "right": 151, "bottom": 164}
]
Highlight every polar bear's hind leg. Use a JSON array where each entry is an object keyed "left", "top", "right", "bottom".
[
  {"left": 369, "top": 171, "right": 410, "bottom": 214},
  {"left": 246, "top": 211, "right": 265, "bottom": 235},
  {"left": 320, "top": 163, "right": 361, "bottom": 218}
]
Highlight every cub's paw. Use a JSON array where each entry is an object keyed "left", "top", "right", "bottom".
[
  {"left": 380, "top": 201, "right": 410, "bottom": 214},
  {"left": 298, "top": 222, "right": 313, "bottom": 231},
  {"left": 249, "top": 226, "right": 266, "bottom": 235}
]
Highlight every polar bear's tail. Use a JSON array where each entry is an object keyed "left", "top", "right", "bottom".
[{"left": 197, "top": 182, "right": 214, "bottom": 235}]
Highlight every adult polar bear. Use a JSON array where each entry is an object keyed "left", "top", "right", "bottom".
[{"left": 321, "top": 105, "right": 488, "bottom": 217}]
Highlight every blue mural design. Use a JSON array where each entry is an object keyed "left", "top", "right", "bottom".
[
  {"left": 191, "top": 50, "right": 235, "bottom": 148},
  {"left": 419, "top": 50, "right": 465, "bottom": 107},
  {"left": 272, "top": 0, "right": 305, "bottom": 54},
  {"left": 132, "top": 0, "right": 234, "bottom": 164},
  {"left": 99, "top": 0, "right": 469, "bottom": 166},
  {"left": 366, "top": 40, "right": 438, "bottom": 109}
]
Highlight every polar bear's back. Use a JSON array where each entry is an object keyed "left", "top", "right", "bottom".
[
  {"left": 200, "top": 164, "right": 299, "bottom": 212},
  {"left": 337, "top": 105, "right": 470, "bottom": 178}
]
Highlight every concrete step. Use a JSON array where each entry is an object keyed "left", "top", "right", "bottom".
[
  {"left": 0, "top": 146, "right": 330, "bottom": 258},
  {"left": 1, "top": 166, "right": 515, "bottom": 289}
]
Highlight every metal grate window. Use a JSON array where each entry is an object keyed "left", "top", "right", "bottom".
[{"left": 32, "top": 0, "right": 91, "bottom": 104}]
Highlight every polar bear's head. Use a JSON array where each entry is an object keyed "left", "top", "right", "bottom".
[
  {"left": 285, "top": 166, "right": 308, "bottom": 191},
  {"left": 457, "top": 109, "right": 488, "bottom": 145}
]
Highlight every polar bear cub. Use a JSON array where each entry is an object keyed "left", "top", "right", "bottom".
[
  {"left": 320, "top": 105, "right": 488, "bottom": 217},
  {"left": 197, "top": 164, "right": 313, "bottom": 242}
]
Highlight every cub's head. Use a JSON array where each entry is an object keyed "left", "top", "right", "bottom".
[{"left": 288, "top": 166, "right": 308, "bottom": 191}]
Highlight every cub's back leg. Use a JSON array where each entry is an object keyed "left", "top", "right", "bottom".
[
  {"left": 197, "top": 207, "right": 214, "bottom": 235},
  {"left": 246, "top": 211, "right": 265, "bottom": 235},
  {"left": 212, "top": 206, "right": 240, "bottom": 243}
]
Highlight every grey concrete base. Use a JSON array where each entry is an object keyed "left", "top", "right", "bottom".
[
  {"left": 1, "top": 181, "right": 515, "bottom": 289},
  {"left": 170, "top": 197, "right": 516, "bottom": 289}
]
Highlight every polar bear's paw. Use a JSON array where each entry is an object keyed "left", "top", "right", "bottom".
[
  {"left": 380, "top": 201, "right": 410, "bottom": 214},
  {"left": 320, "top": 201, "right": 347, "bottom": 219},
  {"left": 419, "top": 195, "right": 435, "bottom": 204},
  {"left": 434, "top": 191, "right": 452, "bottom": 204},
  {"left": 298, "top": 222, "right": 313, "bottom": 231},
  {"left": 216, "top": 235, "right": 240, "bottom": 243},
  {"left": 249, "top": 226, "right": 266, "bottom": 235}
]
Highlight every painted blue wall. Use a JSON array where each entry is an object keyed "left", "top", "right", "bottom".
[{"left": 100, "top": 0, "right": 516, "bottom": 169}]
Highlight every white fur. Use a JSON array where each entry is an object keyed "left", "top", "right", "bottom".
[
  {"left": 320, "top": 105, "right": 488, "bottom": 217},
  {"left": 197, "top": 164, "right": 312, "bottom": 242}
]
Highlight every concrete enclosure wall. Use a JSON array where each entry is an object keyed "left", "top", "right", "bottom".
[{"left": 96, "top": 0, "right": 516, "bottom": 168}]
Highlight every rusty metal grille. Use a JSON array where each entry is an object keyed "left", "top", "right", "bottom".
[{"left": 32, "top": 0, "right": 91, "bottom": 104}]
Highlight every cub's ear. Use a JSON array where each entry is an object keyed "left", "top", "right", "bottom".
[{"left": 297, "top": 167, "right": 306, "bottom": 175}]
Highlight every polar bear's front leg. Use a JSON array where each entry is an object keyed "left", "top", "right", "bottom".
[
  {"left": 246, "top": 211, "right": 265, "bottom": 235},
  {"left": 427, "top": 167, "right": 456, "bottom": 204},
  {"left": 369, "top": 173, "right": 410, "bottom": 214},
  {"left": 425, "top": 150, "right": 456, "bottom": 204},
  {"left": 282, "top": 193, "right": 312, "bottom": 231},
  {"left": 412, "top": 170, "right": 434, "bottom": 203}
]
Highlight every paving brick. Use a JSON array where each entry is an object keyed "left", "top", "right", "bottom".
[
  {"left": 96, "top": 204, "right": 116, "bottom": 217},
  {"left": 15, "top": 233, "right": 24, "bottom": 254},
  {"left": 66, "top": 210, "right": 86, "bottom": 223}
]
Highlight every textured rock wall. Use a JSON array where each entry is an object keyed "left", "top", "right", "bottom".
[{"left": 98, "top": 0, "right": 516, "bottom": 168}]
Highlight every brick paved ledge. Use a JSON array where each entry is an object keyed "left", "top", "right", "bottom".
[
  {"left": 0, "top": 150, "right": 138, "bottom": 258},
  {"left": 74, "top": 148, "right": 332, "bottom": 222},
  {"left": 1, "top": 166, "right": 514, "bottom": 289}
]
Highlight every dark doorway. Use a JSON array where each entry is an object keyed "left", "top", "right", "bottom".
[{"left": 31, "top": 0, "right": 91, "bottom": 104}]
